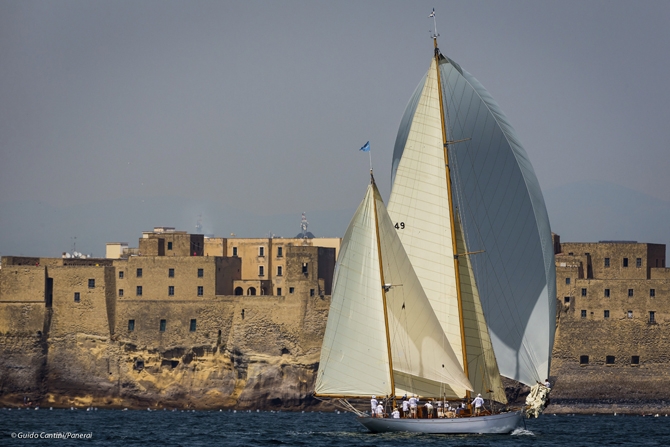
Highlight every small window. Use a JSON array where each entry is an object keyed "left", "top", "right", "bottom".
[
  {"left": 190, "top": 319, "right": 197, "bottom": 332},
  {"left": 88, "top": 279, "right": 95, "bottom": 288},
  {"left": 259, "top": 266, "right": 264, "bottom": 276},
  {"left": 628, "top": 289, "right": 634, "bottom": 297},
  {"left": 636, "top": 258, "right": 642, "bottom": 268},
  {"left": 604, "top": 310, "right": 610, "bottom": 319},
  {"left": 565, "top": 277, "right": 571, "bottom": 285},
  {"left": 277, "top": 288, "right": 282, "bottom": 296},
  {"left": 627, "top": 310, "right": 633, "bottom": 319},
  {"left": 277, "top": 266, "right": 283, "bottom": 276},
  {"left": 631, "top": 356, "right": 640, "bottom": 365},
  {"left": 649, "top": 311, "right": 656, "bottom": 323},
  {"left": 581, "top": 288, "right": 587, "bottom": 297},
  {"left": 119, "top": 289, "right": 124, "bottom": 297},
  {"left": 604, "top": 257, "right": 610, "bottom": 268},
  {"left": 606, "top": 355, "right": 615, "bottom": 365},
  {"left": 623, "top": 258, "right": 628, "bottom": 267},
  {"left": 136, "top": 268, "right": 142, "bottom": 277},
  {"left": 259, "top": 247, "right": 265, "bottom": 257},
  {"left": 74, "top": 292, "right": 80, "bottom": 302},
  {"left": 119, "top": 271, "right": 124, "bottom": 279},
  {"left": 167, "top": 241, "right": 173, "bottom": 250},
  {"left": 564, "top": 297, "right": 570, "bottom": 303},
  {"left": 136, "top": 286, "right": 143, "bottom": 296},
  {"left": 581, "top": 310, "right": 586, "bottom": 318},
  {"left": 579, "top": 355, "right": 589, "bottom": 365},
  {"left": 159, "top": 319, "right": 166, "bottom": 332},
  {"left": 232, "top": 247, "right": 238, "bottom": 256},
  {"left": 197, "top": 268, "right": 204, "bottom": 278},
  {"left": 604, "top": 288, "right": 610, "bottom": 298},
  {"left": 650, "top": 289, "right": 656, "bottom": 297},
  {"left": 310, "top": 289, "right": 315, "bottom": 297},
  {"left": 128, "top": 319, "right": 135, "bottom": 331},
  {"left": 169, "top": 268, "right": 174, "bottom": 278},
  {"left": 277, "top": 246, "right": 283, "bottom": 257},
  {"left": 197, "top": 286, "right": 203, "bottom": 296},
  {"left": 168, "top": 286, "right": 174, "bottom": 296},
  {"left": 302, "top": 263, "right": 308, "bottom": 275},
  {"left": 289, "top": 287, "right": 295, "bottom": 294}
]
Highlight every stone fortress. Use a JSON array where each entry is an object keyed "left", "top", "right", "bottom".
[{"left": 1, "top": 228, "right": 668, "bottom": 412}]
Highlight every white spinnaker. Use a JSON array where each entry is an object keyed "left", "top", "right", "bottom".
[
  {"left": 374, "top": 185, "right": 472, "bottom": 397},
  {"left": 315, "top": 184, "right": 392, "bottom": 397},
  {"left": 386, "top": 58, "right": 464, "bottom": 367}
]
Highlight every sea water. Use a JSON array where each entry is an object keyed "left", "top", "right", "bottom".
[{"left": 1, "top": 408, "right": 669, "bottom": 446}]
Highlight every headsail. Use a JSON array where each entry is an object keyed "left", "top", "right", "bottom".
[
  {"left": 315, "top": 180, "right": 472, "bottom": 398},
  {"left": 389, "top": 52, "right": 556, "bottom": 388}
]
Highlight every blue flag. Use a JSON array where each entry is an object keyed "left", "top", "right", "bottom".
[{"left": 360, "top": 141, "right": 370, "bottom": 152}]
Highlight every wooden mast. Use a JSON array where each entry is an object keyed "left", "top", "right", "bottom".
[
  {"left": 371, "top": 171, "right": 397, "bottom": 406},
  {"left": 433, "top": 35, "right": 471, "bottom": 401}
]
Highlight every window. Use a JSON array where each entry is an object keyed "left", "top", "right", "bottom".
[
  {"left": 136, "top": 286, "right": 143, "bottom": 296},
  {"left": 606, "top": 356, "right": 615, "bottom": 365},
  {"left": 604, "top": 310, "right": 610, "bottom": 319},
  {"left": 564, "top": 297, "right": 570, "bottom": 303},
  {"left": 302, "top": 263, "right": 308, "bottom": 275},
  {"left": 310, "top": 289, "right": 315, "bottom": 297},
  {"left": 136, "top": 268, "right": 142, "bottom": 278},
  {"left": 119, "top": 289, "right": 124, "bottom": 297},
  {"left": 650, "top": 311, "right": 656, "bottom": 323},
  {"left": 579, "top": 355, "right": 589, "bottom": 365},
  {"left": 128, "top": 319, "right": 135, "bottom": 331},
  {"left": 159, "top": 319, "right": 166, "bottom": 332},
  {"left": 650, "top": 289, "right": 656, "bottom": 297},
  {"left": 604, "top": 289, "right": 610, "bottom": 298},
  {"left": 277, "top": 246, "right": 283, "bottom": 257},
  {"left": 627, "top": 310, "right": 633, "bottom": 319},
  {"left": 167, "top": 241, "right": 173, "bottom": 250},
  {"left": 636, "top": 258, "right": 642, "bottom": 268},
  {"left": 168, "top": 286, "right": 174, "bottom": 296},
  {"left": 119, "top": 271, "right": 124, "bottom": 279},
  {"left": 190, "top": 319, "right": 197, "bottom": 332},
  {"left": 277, "top": 288, "right": 282, "bottom": 296},
  {"left": 277, "top": 266, "right": 283, "bottom": 276},
  {"left": 197, "top": 268, "right": 204, "bottom": 278},
  {"left": 565, "top": 277, "right": 571, "bottom": 285},
  {"left": 259, "top": 266, "right": 264, "bottom": 276},
  {"left": 197, "top": 286, "right": 203, "bottom": 296},
  {"left": 623, "top": 258, "right": 628, "bottom": 267},
  {"left": 581, "top": 288, "right": 587, "bottom": 297},
  {"left": 604, "top": 258, "right": 610, "bottom": 267},
  {"left": 74, "top": 292, "right": 80, "bottom": 302},
  {"left": 259, "top": 247, "right": 265, "bottom": 257},
  {"left": 289, "top": 287, "right": 295, "bottom": 294},
  {"left": 581, "top": 310, "right": 586, "bottom": 318},
  {"left": 628, "top": 289, "right": 634, "bottom": 297},
  {"left": 631, "top": 356, "right": 640, "bottom": 365},
  {"left": 232, "top": 247, "right": 238, "bottom": 256},
  {"left": 88, "top": 279, "right": 95, "bottom": 288},
  {"left": 169, "top": 268, "right": 174, "bottom": 278}
]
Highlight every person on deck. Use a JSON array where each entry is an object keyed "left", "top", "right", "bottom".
[
  {"left": 376, "top": 403, "right": 384, "bottom": 418},
  {"left": 391, "top": 407, "right": 400, "bottom": 419},
  {"left": 472, "top": 394, "right": 484, "bottom": 415},
  {"left": 402, "top": 398, "right": 410, "bottom": 418},
  {"left": 425, "top": 401, "right": 434, "bottom": 418},
  {"left": 544, "top": 379, "right": 551, "bottom": 389},
  {"left": 370, "top": 396, "right": 378, "bottom": 416},
  {"left": 409, "top": 395, "right": 418, "bottom": 419}
]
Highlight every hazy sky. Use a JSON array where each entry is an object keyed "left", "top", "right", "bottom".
[{"left": 1, "top": 1, "right": 669, "bottom": 256}]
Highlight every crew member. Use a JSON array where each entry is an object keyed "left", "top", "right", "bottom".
[{"left": 471, "top": 394, "right": 484, "bottom": 416}]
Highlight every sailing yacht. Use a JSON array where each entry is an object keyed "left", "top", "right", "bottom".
[{"left": 315, "top": 15, "right": 555, "bottom": 434}]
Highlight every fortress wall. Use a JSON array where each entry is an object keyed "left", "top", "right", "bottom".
[{"left": 0, "top": 265, "right": 45, "bottom": 303}]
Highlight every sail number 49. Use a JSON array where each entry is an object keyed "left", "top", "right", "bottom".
[{"left": 395, "top": 222, "right": 405, "bottom": 230}]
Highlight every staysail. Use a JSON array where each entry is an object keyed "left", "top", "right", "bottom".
[
  {"left": 389, "top": 53, "right": 556, "bottom": 388},
  {"left": 315, "top": 179, "right": 472, "bottom": 398}
]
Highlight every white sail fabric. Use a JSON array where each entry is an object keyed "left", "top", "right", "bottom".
[
  {"left": 315, "top": 181, "right": 472, "bottom": 398},
  {"left": 374, "top": 184, "right": 473, "bottom": 397},
  {"left": 390, "top": 53, "right": 556, "bottom": 387},
  {"left": 315, "top": 184, "right": 392, "bottom": 397}
]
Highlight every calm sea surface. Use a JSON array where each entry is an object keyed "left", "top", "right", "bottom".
[{"left": 1, "top": 408, "right": 670, "bottom": 446}]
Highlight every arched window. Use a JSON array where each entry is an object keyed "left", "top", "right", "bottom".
[
  {"left": 247, "top": 287, "right": 256, "bottom": 296},
  {"left": 234, "top": 287, "right": 243, "bottom": 296}
]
